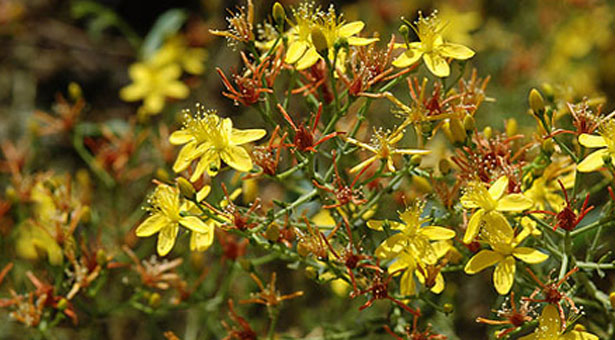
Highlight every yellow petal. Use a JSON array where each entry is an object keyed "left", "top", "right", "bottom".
[
  {"left": 231, "top": 128, "right": 267, "bottom": 145},
  {"left": 482, "top": 212, "right": 515, "bottom": 244},
  {"left": 577, "top": 149, "right": 608, "bottom": 172},
  {"left": 410, "top": 237, "right": 438, "bottom": 265},
  {"left": 366, "top": 220, "right": 385, "bottom": 231},
  {"left": 375, "top": 234, "right": 406, "bottom": 259},
  {"left": 537, "top": 305, "right": 561, "bottom": 337},
  {"left": 169, "top": 129, "right": 194, "bottom": 145},
  {"left": 173, "top": 142, "right": 199, "bottom": 173},
  {"left": 196, "top": 185, "right": 211, "bottom": 202},
  {"left": 420, "top": 226, "right": 456, "bottom": 240},
  {"left": 489, "top": 176, "right": 509, "bottom": 201},
  {"left": 578, "top": 134, "right": 607, "bottom": 148},
  {"left": 400, "top": 269, "right": 416, "bottom": 296},
  {"left": 392, "top": 44, "right": 423, "bottom": 68},
  {"left": 159, "top": 63, "right": 182, "bottom": 80},
  {"left": 136, "top": 213, "right": 168, "bottom": 237},
  {"left": 463, "top": 209, "right": 484, "bottom": 243},
  {"left": 432, "top": 240, "right": 452, "bottom": 259},
  {"left": 347, "top": 36, "right": 379, "bottom": 46},
  {"left": 157, "top": 224, "right": 179, "bottom": 256},
  {"left": 190, "top": 229, "right": 215, "bottom": 252},
  {"left": 143, "top": 94, "right": 165, "bottom": 114},
  {"left": 190, "top": 149, "right": 218, "bottom": 182},
  {"left": 497, "top": 194, "right": 534, "bottom": 212},
  {"left": 464, "top": 249, "right": 502, "bottom": 274},
  {"left": 338, "top": 21, "right": 364, "bottom": 37},
  {"left": 423, "top": 53, "right": 450, "bottom": 78},
  {"left": 493, "top": 256, "right": 515, "bottom": 295},
  {"left": 119, "top": 84, "right": 147, "bottom": 102},
  {"left": 285, "top": 40, "right": 309, "bottom": 64},
  {"left": 295, "top": 47, "right": 321, "bottom": 70},
  {"left": 513, "top": 247, "right": 549, "bottom": 264},
  {"left": 349, "top": 155, "right": 377, "bottom": 173},
  {"left": 431, "top": 272, "right": 446, "bottom": 294},
  {"left": 179, "top": 215, "right": 210, "bottom": 233},
  {"left": 128, "top": 63, "right": 149, "bottom": 81},
  {"left": 220, "top": 145, "right": 253, "bottom": 172},
  {"left": 164, "top": 81, "right": 190, "bottom": 99},
  {"left": 438, "top": 43, "right": 475, "bottom": 60},
  {"left": 560, "top": 331, "right": 600, "bottom": 340}
]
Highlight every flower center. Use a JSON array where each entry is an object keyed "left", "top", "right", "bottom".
[{"left": 149, "top": 185, "right": 181, "bottom": 222}]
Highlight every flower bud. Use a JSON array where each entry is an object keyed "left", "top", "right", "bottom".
[
  {"left": 272, "top": 2, "right": 286, "bottom": 26},
  {"left": 297, "top": 241, "right": 311, "bottom": 257},
  {"left": 155, "top": 168, "right": 170, "bottom": 182},
  {"left": 96, "top": 249, "right": 107, "bottom": 266},
  {"left": 57, "top": 298, "right": 69, "bottom": 311},
  {"left": 463, "top": 114, "right": 475, "bottom": 131},
  {"left": 483, "top": 126, "right": 492, "bottom": 139},
  {"left": 68, "top": 82, "right": 83, "bottom": 101},
  {"left": 529, "top": 88, "right": 545, "bottom": 113},
  {"left": 542, "top": 139, "right": 554, "bottom": 154},
  {"left": 449, "top": 118, "right": 466, "bottom": 143},
  {"left": 176, "top": 177, "right": 196, "bottom": 200},
  {"left": 506, "top": 118, "right": 517, "bottom": 136},
  {"left": 264, "top": 223, "right": 281, "bottom": 241},
  {"left": 443, "top": 303, "right": 454, "bottom": 313},
  {"left": 541, "top": 82, "right": 554, "bottom": 101},
  {"left": 438, "top": 159, "right": 451, "bottom": 175},
  {"left": 610, "top": 291, "right": 615, "bottom": 309},
  {"left": 148, "top": 292, "right": 161, "bottom": 307},
  {"left": 410, "top": 154, "right": 422, "bottom": 166},
  {"left": 311, "top": 28, "right": 329, "bottom": 56},
  {"left": 305, "top": 266, "right": 318, "bottom": 280}
]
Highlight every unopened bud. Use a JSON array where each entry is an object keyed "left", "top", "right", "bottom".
[
  {"left": 483, "top": 126, "right": 492, "bottom": 139},
  {"left": 272, "top": 2, "right": 286, "bottom": 26},
  {"left": 610, "top": 291, "right": 615, "bottom": 309},
  {"left": 463, "top": 114, "right": 475, "bottom": 131},
  {"left": 443, "top": 303, "right": 454, "bottom": 313},
  {"left": 529, "top": 88, "right": 545, "bottom": 113},
  {"left": 311, "top": 28, "right": 328, "bottom": 56},
  {"left": 541, "top": 82, "right": 554, "bottom": 101},
  {"left": 264, "top": 223, "right": 281, "bottom": 241},
  {"left": 57, "top": 298, "right": 69, "bottom": 311},
  {"left": 449, "top": 118, "right": 466, "bottom": 143},
  {"left": 305, "top": 266, "right": 318, "bottom": 280},
  {"left": 81, "top": 205, "right": 91, "bottom": 224},
  {"left": 148, "top": 292, "right": 161, "bottom": 307},
  {"left": 96, "top": 249, "right": 107, "bottom": 266},
  {"left": 155, "top": 168, "right": 170, "bottom": 182},
  {"left": 297, "top": 241, "right": 311, "bottom": 257},
  {"left": 438, "top": 159, "right": 451, "bottom": 175},
  {"left": 410, "top": 154, "right": 422, "bottom": 166},
  {"left": 176, "top": 177, "right": 196, "bottom": 200},
  {"left": 68, "top": 82, "right": 83, "bottom": 101},
  {"left": 506, "top": 118, "right": 517, "bottom": 136},
  {"left": 542, "top": 139, "right": 554, "bottom": 154}
]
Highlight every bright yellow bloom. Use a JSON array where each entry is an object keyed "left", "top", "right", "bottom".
[
  {"left": 525, "top": 161, "right": 575, "bottom": 211},
  {"left": 136, "top": 184, "right": 212, "bottom": 256},
  {"left": 393, "top": 11, "right": 475, "bottom": 77},
  {"left": 284, "top": 3, "right": 377, "bottom": 70},
  {"left": 367, "top": 202, "right": 455, "bottom": 265},
  {"left": 464, "top": 215, "right": 548, "bottom": 295},
  {"left": 577, "top": 118, "right": 615, "bottom": 172},
  {"left": 345, "top": 127, "right": 431, "bottom": 173},
  {"left": 119, "top": 60, "right": 189, "bottom": 116},
  {"left": 169, "top": 104, "right": 266, "bottom": 181},
  {"left": 152, "top": 36, "right": 208, "bottom": 75},
  {"left": 519, "top": 304, "right": 598, "bottom": 340},
  {"left": 461, "top": 176, "right": 533, "bottom": 243},
  {"left": 437, "top": 4, "right": 480, "bottom": 46}
]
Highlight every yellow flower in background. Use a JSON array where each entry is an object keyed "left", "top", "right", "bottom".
[
  {"left": 437, "top": 3, "right": 480, "bottom": 46},
  {"left": 461, "top": 176, "right": 533, "bottom": 243},
  {"left": 284, "top": 3, "right": 377, "bottom": 70},
  {"left": 464, "top": 217, "right": 548, "bottom": 295},
  {"left": 367, "top": 202, "right": 455, "bottom": 265},
  {"left": 152, "top": 36, "right": 208, "bottom": 75},
  {"left": 16, "top": 221, "right": 64, "bottom": 266},
  {"left": 136, "top": 184, "right": 211, "bottom": 256},
  {"left": 393, "top": 11, "right": 475, "bottom": 77},
  {"left": 119, "top": 61, "right": 189, "bottom": 116},
  {"left": 169, "top": 104, "right": 266, "bottom": 181},
  {"left": 519, "top": 304, "right": 598, "bottom": 340},
  {"left": 577, "top": 118, "right": 615, "bottom": 172},
  {"left": 345, "top": 127, "right": 430, "bottom": 173}
]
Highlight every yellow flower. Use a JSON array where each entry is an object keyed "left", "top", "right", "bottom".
[
  {"left": 461, "top": 176, "right": 533, "bottom": 243},
  {"left": 345, "top": 127, "right": 431, "bottom": 173},
  {"left": 393, "top": 11, "right": 475, "bottom": 77},
  {"left": 169, "top": 104, "right": 266, "bottom": 181},
  {"left": 525, "top": 161, "right": 575, "bottom": 211},
  {"left": 437, "top": 4, "right": 480, "bottom": 46},
  {"left": 284, "top": 3, "right": 377, "bottom": 70},
  {"left": 577, "top": 118, "right": 615, "bottom": 172},
  {"left": 152, "top": 36, "right": 208, "bottom": 75},
  {"left": 136, "top": 184, "right": 212, "bottom": 256},
  {"left": 367, "top": 202, "right": 455, "bottom": 265},
  {"left": 119, "top": 61, "right": 189, "bottom": 115},
  {"left": 519, "top": 304, "right": 598, "bottom": 340},
  {"left": 464, "top": 216, "right": 548, "bottom": 295}
]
